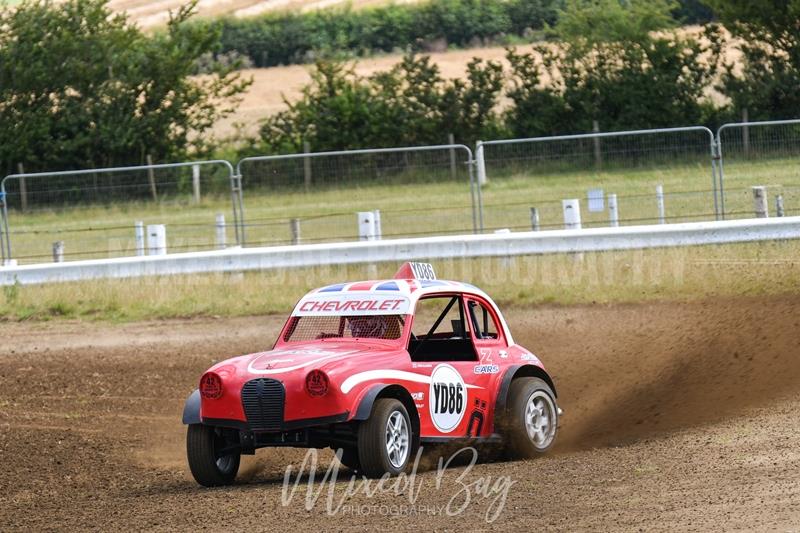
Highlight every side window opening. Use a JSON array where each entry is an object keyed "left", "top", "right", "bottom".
[
  {"left": 467, "top": 300, "right": 499, "bottom": 340},
  {"left": 408, "top": 296, "right": 477, "bottom": 362}
]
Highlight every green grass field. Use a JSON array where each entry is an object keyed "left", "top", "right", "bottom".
[
  {"left": 1, "top": 240, "right": 798, "bottom": 321},
  {"left": 5, "top": 156, "right": 798, "bottom": 265}
]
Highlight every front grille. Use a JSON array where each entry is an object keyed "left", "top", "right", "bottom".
[{"left": 241, "top": 378, "right": 285, "bottom": 432}]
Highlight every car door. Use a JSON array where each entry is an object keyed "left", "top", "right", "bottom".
[
  {"left": 463, "top": 295, "right": 508, "bottom": 437},
  {"left": 407, "top": 294, "right": 490, "bottom": 438}
]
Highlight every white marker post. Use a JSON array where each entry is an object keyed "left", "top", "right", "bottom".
[
  {"left": 656, "top": 185, "right": 666, "bottom": 224},
  {"left": 776, "top": 194, "right": 785, "bottom": 217},
  {"left": 608, "top": 193, "right": 619, "bottom": 227},
  {"left": 562, "top": 199, "right": 582, "bottom": 230},
  {"left": 373, "top": 209, "right": 382, "bottom": 240},
  {"left": 192, "top": 164, "right": 201, "bottom": 204},
  {"left": 52, "top": 241, "right": 64, "bottom": 263},
  {"left": 357, "top": 211, "right": 376, "bottom": 241},
  {"left": 215, "top": 213, "right": 226, "bottom": 249},
  {"left": 530, "top": 207, "right": 540, "bottom": 231},
  {"left": 147, "top": 224, "right": 167, "bottom": 255},
  {"left": 752, "top": 186, "right": 768, "bottom": 218},
  {"left": 134, "top": 221, "right": 145, "bottom": 256}
]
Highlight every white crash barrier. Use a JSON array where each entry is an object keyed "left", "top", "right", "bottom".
[{"left": 1, "top": 216, "right": 800, "bottom": 286}]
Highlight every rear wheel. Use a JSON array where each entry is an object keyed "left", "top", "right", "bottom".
[
  {"left": 186, "top": 424, "right": 241, "bottom": 487},
  {"left": 357, "top": 398, "right": 414, "bottom": 478},
  {"left": 502, "top": 377, "right": 558, "bottom": 459}
]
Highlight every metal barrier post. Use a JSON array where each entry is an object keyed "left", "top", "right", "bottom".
[
  {"left": 0, "top": 189, "right": 7, "bottom": 264},
  {"left": 468, "top": 152, "right": 483, "bottom": 233},
  {"left": 476, "top": 141, "right": 487, "bottom": 186},
  {"left": 710, "top": 136, "right": 722, "bottom": 220},
  {"left": 229, "top": 172, "right": 245, "bottom": 246},
  {"left": 1, "top": 185, "right": 10, "bottom": 262}
]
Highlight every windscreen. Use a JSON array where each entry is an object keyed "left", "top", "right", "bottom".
[{"left": 282, "top": 315, "right": 404, "bottom": 342}]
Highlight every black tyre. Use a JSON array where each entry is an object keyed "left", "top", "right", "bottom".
[
  {"left": 357, "top": 398, "right": 414, "bottom": 478},
  {"left": 186, "top": 424, "right": 241, "bottom": 487},
  {"left": 335, "top": 447, "right": 361, "bottom": 471},
  {"left": 501, "top": 377, "right": 558, "bottom": 459}
]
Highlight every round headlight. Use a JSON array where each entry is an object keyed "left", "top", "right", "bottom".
[
  {"left": 305, "top": 370, "right": 329, "bottom": 397},
  {"left": 200, "top": 372, "right": 223, "bottom": 399}
]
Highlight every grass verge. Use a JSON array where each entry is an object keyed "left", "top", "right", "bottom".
[{"left": 1, "top": 240, "right": 798, "bottom": 322}]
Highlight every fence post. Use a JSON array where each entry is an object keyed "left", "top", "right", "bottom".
[
  {"left": 562, "top": 199, "right": 581, "bottom": 229},
  {"left": 146, "top": 154, "right": 157, "bottom": 201},
  {"left": 752, "top": 186, "right": 768, "bottom": 218},
  {"left": 592, "top": 120, "right": 602, "bottom": 168},
  {"left": 476, "top": 141, "right": 487, "bottom": 186},
  {"left": 608, "top": 193, "right": 619, "bottom": 227},
  {"left": 0, "top": 189, "right": 8, "bottom": 264},
  {"left": 192, "top": 164, "right": 201, "bottom": 204},
  {"left": 656, "top": 185, "right": 666, "bottom": 224},
  {"left": 742, "top": 108, "right": 750, "bottom": 158},
  {"left": 290, "top": 218, "right": 301, "bottom": 245},
  {"left": 712, "top": 134, "right": 722, "bottom": 221},
  {"left": 303, "top": 141, "right": 312, "bottom": 193},
  {"left": 216, "top": 213, "right": 227, "bottom": 249},
  {"left": 448, "top": 133, "right": 457, "bottom": 181},
  {"left": 530, "top": 207, "right": 540, "bottom": 231},
  {"left": 134, "top": 221, "right": 145, "bottom": 256},
  {"left": 776, "top": 194, "right": 785, "bottom": 217},
  {"left": 230, "top": 171, "right": 245, "bottom": 247},
  {"left": 467, "top": 147, "right": 483, "bottom": 234},
  {"left": 373, "top": 209, "right": 382, "bottom": 240},
  {"left": 52, "top": 241, "right": 64, "bottom": 263},
  {"left": 17, "top": 163, "right": 27, "bottom": 212}
]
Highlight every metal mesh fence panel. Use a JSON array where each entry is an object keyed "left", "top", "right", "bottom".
[
  {"left": 1, "top": 161, "right": 237, "bottom": 264},
  {"left": 717, "top": 120, "right": 800, "bottom": 220},
  {"left": 477, "top": 127, "right": 717, "bottom": 231},
  {"left": 237, "top": 146, "right": 477, "bottom": 246}
]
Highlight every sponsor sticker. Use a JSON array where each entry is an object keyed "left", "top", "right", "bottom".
[
  {"left": 411, "top": 392, "right": 424, "bottom": 401},
  {"left": 429, "top": 364, "right": 466, "bottom": 433},
  {"left": 294, "top": 294, "right": 411, "bottom": 316},
  {"left": 473, "top": 364, "right": 500, "bottom": 375}
]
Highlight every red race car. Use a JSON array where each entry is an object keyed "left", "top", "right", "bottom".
[{"left": 183, "top": 263, "right": 560, "bottom": 486}]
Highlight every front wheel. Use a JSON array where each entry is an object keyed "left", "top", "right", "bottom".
[
  {"left": 186, "top": 424, "right": 241, "bottom": 487},
  {"left": 357, "top": 398, "right": 415, "bottom": 478},
  {"left": 501, "top": 377, "right": 558, "bottom": 459},
  {"left": 335, "top": 447, "right": 361, "bottom": 472}
]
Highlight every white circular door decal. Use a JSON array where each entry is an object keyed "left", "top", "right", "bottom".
[{"left": 429, "top": 364, "right": 466, "bottom": 433}]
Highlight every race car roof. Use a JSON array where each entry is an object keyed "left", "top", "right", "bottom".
[{"left": 291, "top": 278, "right": 514, "bottom": 343}]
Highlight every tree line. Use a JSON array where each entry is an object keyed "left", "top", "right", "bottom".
[
  {"left": 0, "top": 0, "right": 798, "bottom": 179},
  {"left": 205, "top": 0, "right": 715, "bottom": 69}
]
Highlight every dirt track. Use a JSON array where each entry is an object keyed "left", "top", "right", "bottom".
[{"left": 2, "top": 296, "right": 800, "bottom": 530}]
